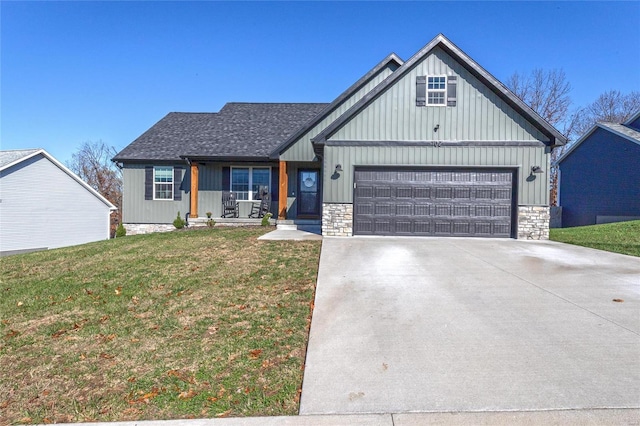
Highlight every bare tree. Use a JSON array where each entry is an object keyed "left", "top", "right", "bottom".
[
  {"left": 566, "top": 90, "right": 640, "bottom": 140},
  {"left": 506, "top": 68, "right": 572, "bottom": 127},
  {"left": 67, "top": 141, "right": 122, "bottom": 233}
]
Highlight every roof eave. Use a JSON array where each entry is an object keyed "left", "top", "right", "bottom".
[{"left": 623, "top": 110, "right": 640, "bottom": 126}]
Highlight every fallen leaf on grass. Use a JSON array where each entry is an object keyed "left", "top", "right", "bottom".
[
  {"left": 99, "top": 352, "right": 114, "bottom": 359},
  {"left": 215, "top": 410, "right": 232, "bottom": 418},
  {"left": 115, "top": 286, "right": 122, "bottom": 295},
  {"left": 248, "top": 349, "right": 262, "bottom": 359},
  {"left": 178, "top": 390, "right": 197, "bottom": 399},
  {"left": 52, "top": 329, "right": 67, "bottom": 338},
  {"left": 4, "top": 329, "right": 19, "bottom": 339},
  {"left": 99, "top": 315, "right": 110, "bottom": 323}
]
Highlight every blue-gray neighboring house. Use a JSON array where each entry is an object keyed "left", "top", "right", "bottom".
[
  {"left": 114, "top": 34, "right": 567, "bottom": 239},
  {"left": 556, "top": 111, "right": 640, "bottom": 227},
  {"left": 0, "top": 149, "right": 117, "bottom": 256}
]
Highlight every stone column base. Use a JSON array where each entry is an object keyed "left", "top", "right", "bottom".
[
  {"left": 517, "top": 206, "right": 550, "bottom": 240},
  {"left": 322, "top": 203, "right": 353, "bottom": 236},
  {"left": 123, "top": 224, "right": 175, "bottom": 235}
]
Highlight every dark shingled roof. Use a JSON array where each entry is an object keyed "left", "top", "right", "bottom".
[{"left": 113, "top": 103, "right": 328, "bottom": 162}]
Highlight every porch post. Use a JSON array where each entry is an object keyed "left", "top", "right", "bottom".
[
  {"left": 278, "top": 160, "right": 287, "bottom": 219},
  {"left": 190, "top": 163, "right": 199, "bottom": 218}
]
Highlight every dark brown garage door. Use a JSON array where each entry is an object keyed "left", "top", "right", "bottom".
[{"left": 353, "top": 168, "right": 515, "bottom": 237}]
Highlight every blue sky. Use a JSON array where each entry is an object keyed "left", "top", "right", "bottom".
[{"left": 2, "top": 1, "right": 639, "bottom": 163}]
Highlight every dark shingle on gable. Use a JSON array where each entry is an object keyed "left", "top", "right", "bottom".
[{"left": 113, "top": 103, "right": 328, "bottom": 162}]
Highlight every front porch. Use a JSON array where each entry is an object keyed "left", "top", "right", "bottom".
[{"left": 187, "top": 216, "right": 321, "bottom": 234}]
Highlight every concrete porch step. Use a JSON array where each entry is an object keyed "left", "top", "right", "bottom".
[{"left": 277, "top": 220, "right": 298, "bottom": 231}]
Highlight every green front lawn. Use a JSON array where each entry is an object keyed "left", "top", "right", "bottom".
[
  {"left": 550, "top": 220, "right": 640, "bottom": 257},
  {"left": 0, "top": 227, "right": 321, "bottom": 424}
]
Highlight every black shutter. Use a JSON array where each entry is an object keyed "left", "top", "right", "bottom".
[
  {"left": 145, "top": 166, "right": 153, "bottom": 200},
  {"left": 173, "top": 167, "right": 183, "bottom": 201},
  {"left": 447, "top": 75, "right": 457, "bottom": 107},
  {"left": 222, "top": 167, "right": 230, "bottom": 191},
  {"left": 270, "top": 166, "right": 279, "bottom": 203},
  {"left": 416, "top": 76, "right": 426, "bottom": 106}
]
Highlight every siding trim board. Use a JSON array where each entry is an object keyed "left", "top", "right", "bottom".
[{"left": 325, "top": 140, "right": 546, "bottom": 147}]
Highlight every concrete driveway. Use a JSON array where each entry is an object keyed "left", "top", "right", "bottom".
[{"left": 299, "top": 237, "right": 640, "bottom": 415}]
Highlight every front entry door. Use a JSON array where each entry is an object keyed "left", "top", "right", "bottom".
[{"left": 297, "top": 169, "right": 321, "bottom": 218}]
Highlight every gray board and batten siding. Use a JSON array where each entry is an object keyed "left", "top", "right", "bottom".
[
  {"left": 327, "top": 47, "right": 547, "bottom": 143},
  {"left": 122, "top": 163, "right": 190, "bottom": 224},
  {"left": 123, "top": 162, "right": 282, "bottom": 223},
  {"left": 1, "top": 152, "right": 113, "bottom": 254},
  {"left": 279, "top": 60, "right": 400, "bottom": 162},
  {"left": 323, "top": 145, "right": 549, "bottom": 206}
]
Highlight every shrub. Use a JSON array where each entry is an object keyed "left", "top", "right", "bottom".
[
  {"left": 261, "top": 212, "right": 273, "bottom": 227},
  {"left": 206, "top": 211, "right": 212, "bottom": 218},
  {"left": 206, "top": 219, "right": 215, "bottom": 228},
  {"left": 173, "top": 211, "right": 186, "bottom": 229},
  {"left": 115, "top": 223, "right": 126, "bottom": 237}
]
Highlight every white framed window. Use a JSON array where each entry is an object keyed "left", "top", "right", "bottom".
[
  {"left": 154, "top": 166, "right": 174, "bottom": 200},
  {"left": 231, "top": 167, "right": 271, "bottom": 200},
  {"left": 427, "top": 76, "right": 447, "bottom": 105}
]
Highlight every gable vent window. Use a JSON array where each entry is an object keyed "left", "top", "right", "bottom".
[
  {"left": 416, "top": 75, "right": 457, "bottom": 107},
  {"left": 427, "top": 76, "right": 447, "bottom": 105}
]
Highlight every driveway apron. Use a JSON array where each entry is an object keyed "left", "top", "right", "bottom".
[{"left": 299, "top": 237, "right": 640, "bottom": 414}]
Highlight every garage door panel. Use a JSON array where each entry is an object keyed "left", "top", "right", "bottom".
[{"left": 354, "top": 168, "right": 514, "bottom": 237}]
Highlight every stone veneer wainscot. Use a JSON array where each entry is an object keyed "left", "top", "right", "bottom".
[
  {"left": 517, "top": 206, "right": 550, "bottom": 240},
  {"left": 322, "top": 203, "right": 353, "bottom": 236},
  {"left": 123, "top": 224, "right": 175, "bottom": 235}
]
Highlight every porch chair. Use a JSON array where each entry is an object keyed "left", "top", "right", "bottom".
[
  {"left": 249, "top": 193, "right": 271, "bottom": 218},
  {"left": 221, "top": 191, "right": 239, "bottom": 218}
]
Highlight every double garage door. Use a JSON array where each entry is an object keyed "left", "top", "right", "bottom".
[{"left": 354, "top": 168, "right": 515, "bottom": 237}]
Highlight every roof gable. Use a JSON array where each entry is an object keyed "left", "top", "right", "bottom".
[
  {"left": 271, "top": 53, "right": 403, "bottom": 160},
  {"left": 311, "top": 34, "right": 567, "bottom": 148},
  {"left": 624, "top": 110, "right": 640, "bottom": 131},
  {"left": 1, "top": 149, "right": 117, "bottom": 209},
  {"left": 0, "top": 149, "right": 41, "bottom": 170},
  {"left": 557, "top": 122, "right": 640, "bottom": 164}
]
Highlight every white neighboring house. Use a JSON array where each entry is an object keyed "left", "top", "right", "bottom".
[{"left": 0, "top": 149, "right": 117, "bottom": 256}]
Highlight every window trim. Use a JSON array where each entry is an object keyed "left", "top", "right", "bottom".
[
  {"left": 153, "top": 166, "right": 174, "bottom": 201},
  {"left": 427, "top": 75, "right": 447, "bottom": 106},
  {"left": 230, "top": 166, "right": 271, "bottom": 201}
]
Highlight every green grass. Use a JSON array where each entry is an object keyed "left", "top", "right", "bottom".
[
  {"left": 0, "top": 227, "right": 321, "bottom": 424},
  {"left": 550, "top": 220, "right": 640, "bottom": 257}
]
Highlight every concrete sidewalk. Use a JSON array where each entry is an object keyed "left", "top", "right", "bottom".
[
  {"left": 300, "top": 237, "right": 640, "bottom": 415},
  {"left": 258, "top": 229, "right": 322, "bottom": 241},
  {"left": 51, "top": 409, "right": 640, "bottom": 426}
]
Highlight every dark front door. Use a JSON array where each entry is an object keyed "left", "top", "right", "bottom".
[{"left": 297, "top": 169, "right": 321, "bottom": 218}]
